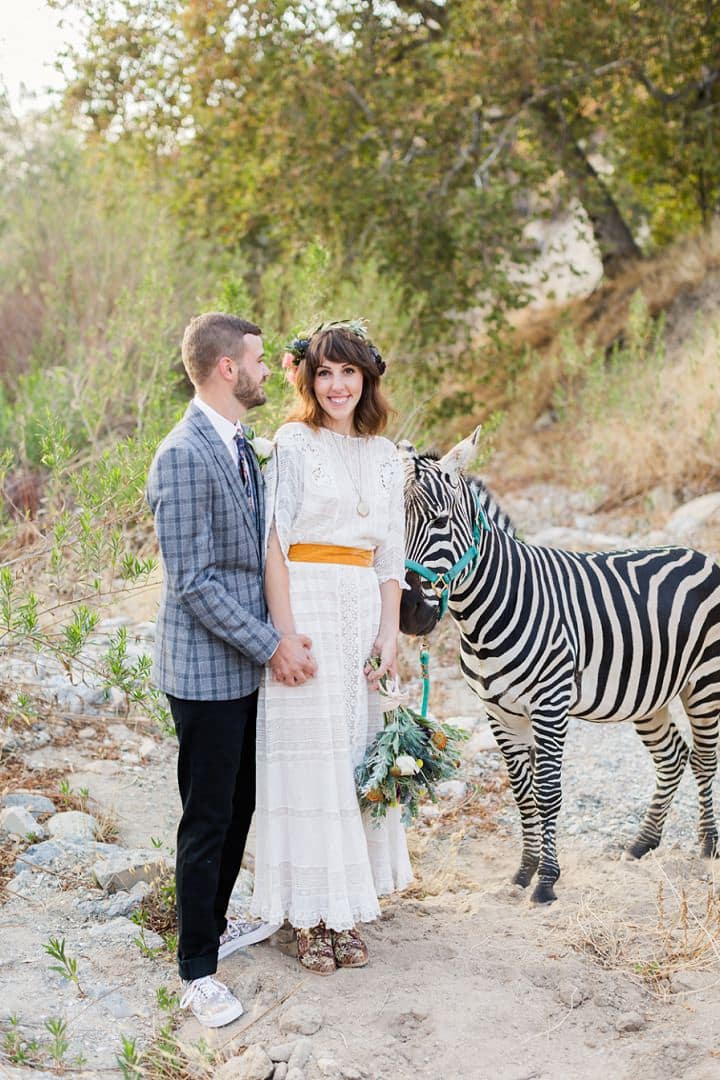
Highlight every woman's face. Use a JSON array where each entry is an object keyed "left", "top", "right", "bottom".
[{"left": 313, "top": 358, "right": 365, "bottom": 430}]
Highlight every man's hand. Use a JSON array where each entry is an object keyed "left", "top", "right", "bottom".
[{"left": 269, "top": 634, "right": 317, "bottom": 685}]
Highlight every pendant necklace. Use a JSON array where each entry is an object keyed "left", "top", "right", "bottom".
[{"left": 329, "top": 430, "right": 370, "bottom": 517}]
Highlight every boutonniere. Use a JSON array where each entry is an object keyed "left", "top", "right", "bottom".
[{"left": 244, "top": 427, "right": 274, "bottom": 469}]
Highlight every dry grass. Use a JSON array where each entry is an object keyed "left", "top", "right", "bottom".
[
  {"left": 456, "top": 224, "right": 720, "bottom": 501},
  {"left": 570, "top": 877, "right": 720, "bottom": 997},
  {"left": 137, "top": 868, "right": 177, "bottom": 939}
]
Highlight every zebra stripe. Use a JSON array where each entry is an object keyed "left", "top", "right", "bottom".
[{"left": 399, "top": 434, "right": 720, "bottom": 903}]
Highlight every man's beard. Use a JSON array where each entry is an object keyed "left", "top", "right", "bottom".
[{"left": 233, "top": 370, "right": 266, "bottom": 408}]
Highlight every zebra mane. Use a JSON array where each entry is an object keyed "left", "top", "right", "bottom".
[{"left": 467, "top": 472, "right": 517, "bottom": 537}]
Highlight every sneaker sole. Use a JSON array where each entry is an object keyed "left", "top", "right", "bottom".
[
  {"left": 218, "top": 922, "right": 282, "bottom": 960},
  {"left": 192, "top": 1000, "right": 244, "bottom": 1028}
]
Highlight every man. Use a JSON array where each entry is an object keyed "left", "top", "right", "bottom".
[{"left": 147, "top": 313, "right": 316, "bottom": 1027}]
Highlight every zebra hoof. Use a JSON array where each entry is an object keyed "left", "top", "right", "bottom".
[
  {"left": 530, "top": 881, "right": 557, "bottom": 905},
  {"left": 624, "top": 837, "right": 660, "bottom": 860},
  {"left": 512, "top": 861, "right": 539, "bottom": 888},
  {"left": 699, "top": 834, "right": 719, "bottom": 858}
]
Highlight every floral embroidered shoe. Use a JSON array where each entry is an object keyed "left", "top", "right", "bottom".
[
  {"left": 296, "top": 923, "right": 336, "bottom": 976},
  {"left": 331, "top": 927, "right": 369, "bottom": 968}
]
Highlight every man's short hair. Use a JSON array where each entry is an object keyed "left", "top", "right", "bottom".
[{"left": 181, "top": 313, "right": 262, "bottom": 386}]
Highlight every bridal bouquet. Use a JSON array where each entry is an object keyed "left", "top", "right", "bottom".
[{"left": 356, "top": 663, "right": 469, "bottom": 826}]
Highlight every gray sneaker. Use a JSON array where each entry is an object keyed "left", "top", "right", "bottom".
[
  {"left": 179, "top": 975, "right": 244, "bottom": 1027},
  {"left": 218, "top": 916, "right": 282, "bottom": 959}
]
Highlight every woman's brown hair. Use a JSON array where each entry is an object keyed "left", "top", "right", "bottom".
[{"left": 287, "top": 326, "right": 391, "bottom": 435}]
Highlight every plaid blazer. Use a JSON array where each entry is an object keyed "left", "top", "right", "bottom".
[{"left": 146, "top": 402, "right": 280, "bottom": 700}]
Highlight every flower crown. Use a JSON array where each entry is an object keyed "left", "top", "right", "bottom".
[{"left": 281, "top": 319, "right": 386, "bottom": 385}]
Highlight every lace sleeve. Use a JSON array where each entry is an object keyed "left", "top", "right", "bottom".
[
  {"left": 374, "top": 449, "right": 408, "bottom": 589},
  {"left": 264, "top": 434, "right": 304, "bottom": 561}
]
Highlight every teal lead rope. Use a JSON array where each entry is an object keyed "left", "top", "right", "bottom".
[{"left": 420, "top": 644, "right": 430, "bottom": 719}]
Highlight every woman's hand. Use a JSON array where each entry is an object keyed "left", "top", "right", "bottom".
[{"left": 365, "top": 633, "right": 398, "bottom": 688}]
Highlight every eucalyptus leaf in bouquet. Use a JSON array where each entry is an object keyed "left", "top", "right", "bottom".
[{"left": 356, "top": 659, "right": 469, "bottom": 826}]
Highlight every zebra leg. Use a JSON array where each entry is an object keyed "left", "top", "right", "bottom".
[
  {"left": 626, "top": 706, "right": 689, "bottom": 859},
  {"left": 488, "top": 718, "right": 540, "bottom": 888},
  {"left": 684, "top": 701, "right": 720, "bottom": 857},
  {"left": 529, "top": 714, "right": 569, "bottom": 905}
]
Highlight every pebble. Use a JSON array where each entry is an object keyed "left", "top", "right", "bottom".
[
  {"left": 279, "top": 1005, "right": 323, "bottom": 1036},
  {"left": 341, "top": 1069, "right": 363, "bottom": 1080},
  {"left": 2, "top": 792, "right": 56, "bottom": 814},
  {"left": 268, "top": 1041, "right": 297, "bottom": 1063},
  {"left": 274, "top": 1065, "right": 288, "bottom": 1080},
  {"left": 47, "top": 811, "right": 98, "bottom": 841},
  {"left": 287, "top": 1037, "right": 312, "bottom": 1070},
  {"left": 286, "top": 1070, "right": 305, "bottom": 1080},
  {"left": 557, "top": 980, "right": 590, "bottom": 1008},
  {"left": 317, "top": 1060, "right": 340, "bottom": 1078},
  {"left": 434, "top": 779, "right": 467, "bottom": 800},
  {"left": 615, "top": 1011, "right": 646, "bottom": 1033},
  {"left": 0, "top": 805, "right": 42, "bottom": 838},
  {"left": 215, "top": 1045, "right": 275, "bottom": 1080}
]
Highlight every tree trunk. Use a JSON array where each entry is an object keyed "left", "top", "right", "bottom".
[{"left": 533, "top": 101, "right": 642, "bottom": 278}]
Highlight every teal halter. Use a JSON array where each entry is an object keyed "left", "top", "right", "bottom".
[{"left": 404, "top": 496, "right": 490, "bottom": 619}]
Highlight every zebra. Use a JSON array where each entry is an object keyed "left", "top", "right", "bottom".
[{"left": 399, "top": 428, "right": 720, "bottom": 903}]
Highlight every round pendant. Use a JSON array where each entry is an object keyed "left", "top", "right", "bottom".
[{"left": 357, "top": 499, "right": 370, "bottom": 517}]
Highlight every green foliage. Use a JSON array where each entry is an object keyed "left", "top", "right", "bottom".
[{"left": 43, "top": 936, "right": 81, "bottom": 992}]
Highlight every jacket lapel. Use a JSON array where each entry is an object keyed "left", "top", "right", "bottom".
[{"left": 185, "top": 403, "right": 261, "bottom": 558}]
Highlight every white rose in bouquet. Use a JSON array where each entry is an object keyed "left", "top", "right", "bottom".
[{"left": 394, "top": 754, "right": 421, "bottom": 776}]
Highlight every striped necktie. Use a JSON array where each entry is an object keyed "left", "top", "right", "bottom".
[{"left": 233, "top": 432, "right": 255, "bottom": 513}]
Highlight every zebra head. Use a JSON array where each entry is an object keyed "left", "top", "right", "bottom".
[{"left": 399, "top": 428, "right": 484, "bottom": 636}]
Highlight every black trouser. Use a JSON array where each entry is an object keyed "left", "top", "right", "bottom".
[{"left": 167, "top": 691, "right": 257, "bottom": 982}]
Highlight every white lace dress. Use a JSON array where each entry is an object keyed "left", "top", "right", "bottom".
[{"left": 250, "top": 422, "right": 414, "bottom": 930}]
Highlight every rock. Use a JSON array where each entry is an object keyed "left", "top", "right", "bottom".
[
  {"left": 47, "top": 811, "right": 98, "bottom": 841},
  {"left": 77, "top": 881, "right": 151, "bottom": 919},
  {"left": 434, "top": 780, "right": 467, "bottom": 800},
  {"left": 341, "top": 1069, "right": 363, "bottom": 1080},
  {"left": 279, "top": 1005, "right": 323, "bottom": 1036},
  {"left": 286, "top": 1071, "right": 305, "bottom": 1080},
  {"left": 615, "top": 1011, "right": 646, "bottom": 1033},
  {"left": 467, "top": 727, "right": 500, "bottom": 753},
  {"left": 215, "top": 1046, "right": 274, "bottom": 1080},
  {"left": 317, "top": 1060, "right": 340, "bottom": 1078},
  {"left": 15, "top": 838, "right": 117, "bottom": 876},
  {"left": 78, "top": 726, "right": 96, "bottom": 739},
  {"left": 0, "top": 806, "right": 42, "bottom": 838},
  {"left": 268, "top": 1042, "right": 297, "bottom": 1063},
  {"left": 85, "top": 916, "right": 164, "bottom": 949},
  {"left": 2, "top": 792, "right": 56, "bottom": 815},
  {"left": 419, "top": 803, "right": 441, "bottom": 819},
  {"left": 556, "top": 980, "right": 589, "bottom": 1008},
  {"left": 274, "top": 1065, "right": 288, "bottom": 1080},
  {"left": 667, "top": 492, "right": 720, "bottom": 535},
  {"left": 92, "top": 849, "right": 171, "bottom": 893},
  {"left": 287, "top": 1037, "right": 312, "bottom": 1070}
]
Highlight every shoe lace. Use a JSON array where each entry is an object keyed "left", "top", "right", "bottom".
[{"left": 180, "top": 975, "right": 224, "bottom": 1009}]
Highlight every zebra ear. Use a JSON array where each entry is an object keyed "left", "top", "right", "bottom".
[{"left": 438, "top": 426, "right": 482, "bottom": 483}]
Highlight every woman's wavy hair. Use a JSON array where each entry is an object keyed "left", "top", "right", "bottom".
[{"left": 287, "top": 325, "right": 392, "bottom": 435}]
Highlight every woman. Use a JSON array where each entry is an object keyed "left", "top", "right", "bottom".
[{"left": 250, "top": 320, "right": 413, "bottom": 975}]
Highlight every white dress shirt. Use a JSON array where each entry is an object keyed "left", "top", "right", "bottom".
[{"left": 193, "top": 396, "right": 241, "bottom": 466}]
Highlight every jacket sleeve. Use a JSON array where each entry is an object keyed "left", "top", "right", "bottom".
[{"left": 147, "top": 443, "right": 280, "bottom": 665}]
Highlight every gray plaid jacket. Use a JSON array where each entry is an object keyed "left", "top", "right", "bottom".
[{"left": 146, "top": 402, "right": 280, "bottom": 700}]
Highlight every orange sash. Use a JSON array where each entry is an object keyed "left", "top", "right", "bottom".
[{"left": 287, "top": 543, "right": 374, "bottom": 567}]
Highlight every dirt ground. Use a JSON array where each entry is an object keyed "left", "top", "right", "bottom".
[{"left": 3, "top": 491, "right": 720, "bottom": 1079}]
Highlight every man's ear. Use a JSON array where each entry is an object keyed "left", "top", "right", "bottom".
[{"left": 438, "top": 426, "right": 482, "bottom": 484}]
